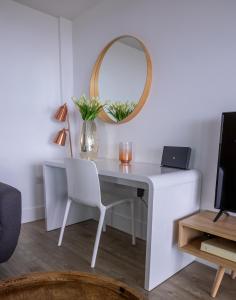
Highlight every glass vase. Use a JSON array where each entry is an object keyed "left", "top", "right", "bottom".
[{"left": 80, "top": 120, "right": 98, "bottom": 160}]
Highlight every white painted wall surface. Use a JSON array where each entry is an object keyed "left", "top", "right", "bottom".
[
  {"left": 1, "top": 0, "right": 236, "bottom": 224},
  {"left": 0, "top": 0, "right": 69, "bottom": 222},
  {"left": 58, "top": 17, "right": 76, "bottom": 155},
  {"left": 72, "top": 0, "right": 236, "bottom": 212}
]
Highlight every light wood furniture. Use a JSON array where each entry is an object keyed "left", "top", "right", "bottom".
[
  {"left": 90, "top": 35, "right": 152, "bottom": 124},
  {"left": 179, "top": 211, "right": 236, "bottom": 298},
  {"left": 211, "top": 266, "right": 226, "bottom": 298},
  {"left": 44, "top": 158, "right": 201, "bottom": 291},
  {"left": 0, "top": 272, "right": 144, "bottom": 300},
  {"left": 232, "top": 270, "right": 236, "bottom": 279}
]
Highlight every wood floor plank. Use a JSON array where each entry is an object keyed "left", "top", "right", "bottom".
[{"left": 0, "top": 220, "right": 235, "bottom": 299}]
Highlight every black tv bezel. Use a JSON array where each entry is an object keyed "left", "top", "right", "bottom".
[{"left": 214, "top": 112, "right": 236, "bottom": 213}]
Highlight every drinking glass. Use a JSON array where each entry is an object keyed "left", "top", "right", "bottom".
[{"left": 119, "top": 142, "right": 132, "bottom": 164}]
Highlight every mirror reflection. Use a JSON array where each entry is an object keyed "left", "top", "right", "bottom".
[{"left": 98, "top": 37, "right": 147, "bottom": 122}]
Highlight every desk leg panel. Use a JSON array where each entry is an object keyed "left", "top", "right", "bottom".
[{"left": 145, "top": 172, "right": 201, "bottom": 291}]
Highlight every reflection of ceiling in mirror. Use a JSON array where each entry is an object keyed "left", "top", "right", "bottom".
[
  {"left": 98, "top": 40, "right": 147, "bottom": 106},
  {"left": 119, "top": 37, "right": 144, "bottom": 52}
]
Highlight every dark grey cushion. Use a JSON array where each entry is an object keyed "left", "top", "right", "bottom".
[{"left": 0, "top": 182, "right": 21, "bottom": 263}]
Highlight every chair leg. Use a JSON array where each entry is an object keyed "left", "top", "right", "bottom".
[
  {"left": 91, "top": 208, "right": 106, "bottom": 268},
  {"left": 102, "top": 219, "right": 106, "bottom": 232},
  {"left": 58, "top": 199, "right": 72, "bottom": 246},
  {"left": 130, "top": 201, "right": 136, "bottom": 245}
]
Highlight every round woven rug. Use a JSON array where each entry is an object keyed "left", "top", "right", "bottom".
[{"left": 0, "top": 271, "right": 144, "bottom": 300}]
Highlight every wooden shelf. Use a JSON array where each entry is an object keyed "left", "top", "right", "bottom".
[
  {"left": 180, "top": 211, "right": 236, "bottom": 242},
  {"left": 180, "top": 236, "right": 236, "bottom": 270},
  {"left": 178, "top": 211, "right": 236, "bottom": 298}
]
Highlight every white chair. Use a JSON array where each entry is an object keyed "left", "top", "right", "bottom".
[{"left": 58, "top": 158, "right": 136, "bottom": 268}]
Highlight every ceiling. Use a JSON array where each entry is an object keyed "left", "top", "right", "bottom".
[{"left": 14, "top": 0, "right": 104, "bottom": 20}]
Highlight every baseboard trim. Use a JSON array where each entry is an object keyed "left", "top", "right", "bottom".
[{"left": 22, "top": 206, "right": 45, "bottom": 224}]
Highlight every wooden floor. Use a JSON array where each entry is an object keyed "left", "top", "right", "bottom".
[{"left": 0, "top": 220, "right": 235, "bottom": 299}]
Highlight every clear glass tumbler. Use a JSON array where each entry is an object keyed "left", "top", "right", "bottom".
[{"left": 119, "top": 142, "right": 132, "bottom": 164}]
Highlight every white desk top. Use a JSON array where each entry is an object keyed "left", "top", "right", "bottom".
[{"left": 44, "top": 158, "right": 198, "bottom": 187}]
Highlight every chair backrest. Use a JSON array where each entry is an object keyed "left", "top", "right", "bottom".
[{"left": 65, "top": 158, "right": 102, "bottom": 208}]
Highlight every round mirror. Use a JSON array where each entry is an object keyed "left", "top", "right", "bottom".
[{"left": 90, "top": 36, "right": 152, "bottom": 124}]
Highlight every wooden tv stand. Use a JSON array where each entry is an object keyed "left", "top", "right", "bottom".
[{"left": 178, "top": 211, "right": 236, "bottom": 298}]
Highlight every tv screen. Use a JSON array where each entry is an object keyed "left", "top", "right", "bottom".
[{"left": 215, "top": 112, "right": 236, "bottom": 213}]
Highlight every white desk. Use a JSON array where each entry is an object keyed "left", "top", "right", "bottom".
[{"left": 43, "top": 158, "right": 201, "bottom": 291}]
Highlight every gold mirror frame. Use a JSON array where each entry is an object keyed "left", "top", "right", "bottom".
[{"left": 90, "top": 35, "right": 152, "bottom": 124}]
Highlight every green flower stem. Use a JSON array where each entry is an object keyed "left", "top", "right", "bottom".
[
  {"left": 72, "top": 95, "right": 105, "bottom": 121},
  {"left": 106, "top": 101, "right": 137, "bottom": 122}
]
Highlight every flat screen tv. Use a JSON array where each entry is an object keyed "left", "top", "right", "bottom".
[{"left": 214, "top": 112, "right": 236, "bottom": 221}]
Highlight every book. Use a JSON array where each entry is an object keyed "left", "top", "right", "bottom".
[{"left": 201, "top": 237, "right": 236, "bottom": 262}]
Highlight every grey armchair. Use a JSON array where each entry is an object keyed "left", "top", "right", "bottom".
[{"left": 0, "top": 182, "right": 21, "bottom": 263}]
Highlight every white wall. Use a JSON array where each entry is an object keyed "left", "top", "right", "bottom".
[
  {"left": 72, "top": 0, "right": 236, "bottom": 212},
  {"left": 0, "top": 0, "right": 71, "bottom": 222},
  {"left": 2, "top": 0, "right": 236, "bottom": 225},
  {"left": 58, "top": 17, "right": 76, "bottom": 155}
]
